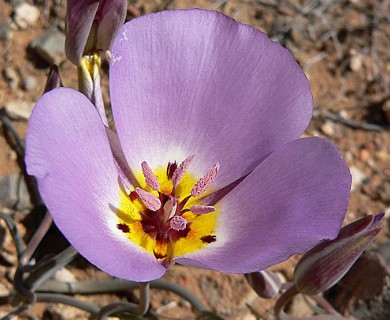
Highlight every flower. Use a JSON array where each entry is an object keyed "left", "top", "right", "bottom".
[
  {"left": 65, "top": 0, "right": 127, "bottom": 64},
  {"left": 26, "top": 10, "right": 351, "bottom": 282},
  {"left": 294, "top": 213, "right": 384, "bottom": 295}
]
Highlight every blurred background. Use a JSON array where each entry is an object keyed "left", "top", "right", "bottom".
[{"left": 0, "top": 0, "right": 389, "bottom": 319}]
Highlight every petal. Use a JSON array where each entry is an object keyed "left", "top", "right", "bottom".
[
  {"left": 110, "top": 10, "right": 312, "bottom": 188},
  {"left": 175, "top": 138, "right": 351, "bottom": 273},
  {"left": 96, "top": 0, "right": 127, "bottom": 51},
  {"left": 65, "top": 0, "right": 99, "bottom": 64},
  {"left": 25, "top": 88, "right": 165, "bottom": 281}
]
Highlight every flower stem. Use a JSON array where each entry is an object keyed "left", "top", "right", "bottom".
[
  {"left": 96, "top": 282, "right": 150, "bottom": 319},
  {"left": 37, "top": 278, "right": 208, "bottom": 313},
  {"left": 19, "top": 211, "right": 52, "bottom": 267}
]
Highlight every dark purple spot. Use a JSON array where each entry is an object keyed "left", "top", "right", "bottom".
[
  {"left": 117, "top": 223, "right": 130, "bottom": 233},
  {"left": 201, "top": 235, "right": 216, "bottom": 244}
]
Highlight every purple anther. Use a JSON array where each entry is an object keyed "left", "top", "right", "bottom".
[
  {"left": 135, "top": 188, "right": 161, "bottom": 211},
  {"left": 190, "top": 205, "right": 216, "bottom": 215},
  {"left": 141, "top": 161, "right": 160, "bottom": 191},
  {"left": 170, "top": 216, "right": 188, "bottom": 231},
  {"left": 172, "top": 155, "right": 195, "bottom": 187},
  {"left": 191, "top": 163, "right": 219, "bottom": 197}
]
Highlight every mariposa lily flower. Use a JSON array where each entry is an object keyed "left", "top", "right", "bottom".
[
  {"left": 65, "top": 0, "right": 127, "bottom": 64},
  {"left": 26, "top": 10, "right": 351, "bottom": 282}
]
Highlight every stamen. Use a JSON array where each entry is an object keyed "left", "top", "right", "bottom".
[
  {"left": 172, "top": 155, "right": 195, "bottom": 187},
  {"left": 191, "top": 163, "right": 219, "bottom": 197},
  {"left": 135, "top": 188, "right": 161, "bottom": 211},
  {"left": 141, "top": 161, "right": 160, "bottom": 191},
  {"left": 190, "top": 205, "right": 216, "bottom": 215},
  {"left": 170, "top": 216, "right": 188, "bottom": 231}
]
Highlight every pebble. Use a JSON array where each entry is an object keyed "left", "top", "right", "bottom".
[
  {"left": 31, "top": 28, "right": 66, "bottom": 65},
  {"left": 0, "top": 174, "right": 31, "bottom": 210},
  {"left": 0, "top": 20, "right": 12, "bottom": 42},
  {"left": 378, "top": 243, "right": 390, "bottom": 266},
  {"left": 13, "top": 3, "right": 40, "bottom": 30},
  {"left": 4, "top": 99, "right": 34, "bottom": 120},
  {"left": 350, "top": 54, "right": 364, "bottom": 72},
  {"left": 53, "top": 268, "right": 77, "bottom": 283},
  {"left": 289, "top": 294, "right": 314, "bottom": 317},
  {"left": 350, "top": 166, "right": 368, "bottom": 191},
  {"left": 3, "top": 67, "right": 20, "bottom": 89},
  {"left": 320, "top": 120, "right": 336, "bottom": 136},
  {"left": 23, "top": 76, "right": 38, "bottom": 91}
]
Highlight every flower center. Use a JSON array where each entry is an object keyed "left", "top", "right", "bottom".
[{"left": 116, "top": 155, "right": 219, "bottom": 268}]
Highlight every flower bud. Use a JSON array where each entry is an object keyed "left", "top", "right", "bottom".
[
  {"left": 245, "top": 269, "right": 282, "bottom": 298},
  {"left": 44, "top": 65, "right": 62, "bottom": 93},
  {"left": 294, "top": 213, "right": 384, "bottom": 295},
  {"left": 65, "top": 0, "right": 127, "bottom": 65}
]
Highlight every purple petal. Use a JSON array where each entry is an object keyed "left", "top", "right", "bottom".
[
  {"left": 110, "top": 10, "right": 312, "bottom": 188},
  {"left": 96, "top": 0, "right": 127, "bottom": 51},
  {"left": 25, "top": 88, "right": 166, "bottom": 281},
  {"left": 175, "top": 138, "right": 351, "bottom": 273},
  {"left": 65, "top": 0, "right": 100, "bottom": 64}
]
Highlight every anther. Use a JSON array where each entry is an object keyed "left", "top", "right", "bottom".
[
  {"left": 170, "top": 216, "right": 188, "bottom": 231},
  {"left": 141, "top": 161, "right": 160, "bottom": 191},
  {"left": 135, "top": 188, "right": 161, "bottom": 211},
  {"left": 172, "top": 155, "right": 195, "bottom": 187},
  {"left": 191, "top": 163, "right": 219, "bottom": 197},
  {"left": 190, "top": 205, "right": 216, "bottom": 215}
]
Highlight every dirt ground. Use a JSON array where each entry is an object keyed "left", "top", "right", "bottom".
[{"left": 0, "top": 0, "right": 389, "bottom": 319}]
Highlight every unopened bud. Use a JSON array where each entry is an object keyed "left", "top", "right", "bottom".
[
  {"left": 65, "top": 0, "right": 127, "bottom": 65},
  {"left": 44, "top": 65, "right": 62, "bottom": 93},
  {"left": 245, "top": 269, "right": 282, "bottom": 298},
  {"left": 294, "top": 213, "right": 384, "bottom": 295}
]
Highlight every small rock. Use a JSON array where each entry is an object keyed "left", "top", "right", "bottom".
[
  {"left": 8, "top": 150, "right": 17, "bottom": 162},
  {"left": 3, "top": 67, "right": 20, "bottom": 89},
  {"left": 0, "top": 174, "right": 31, "bottom": 210},
  {"left": 359, "top": 148, "right": 371, "bottom": 162},
  {"left": 53, "top": 268, "right": 77, "bottom": 283},
  {"left": 378, "top": 243, "right": 390, "bottom": 266},
  {"left": 241, "top": 313, "right": 257, "bottom": 320},
  {"left": 320, "top": 120, "right": 336, "bottom": 136},
  {"left": 0, "top": 283, "right": 8, "bottom": 296},
  {"left": 4, "top": 99, "right": 34, "bottom": 120},
  {"left": 31, "top": 28, "right": 66, "bottom": 64},
  {"left": 0, "top": 21, "right": 12, "bottom": 42},
  {"left": 23, "top": 76, "right": 38, "bottom": 91},
  {"left": 350, "top": 166, "right": 368, "bottom": 191},
  {"left": 10, "top": 0, "right": 24, "bottom": 6},
  {"left": 350, "top": 54, "right": 364, "bottom": 72},
  {"left": 13, "top": 3, "right": 40, "bottom": 30},
  {"left": 289, "top": 294, "right": 314, "bottom": 317}
]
